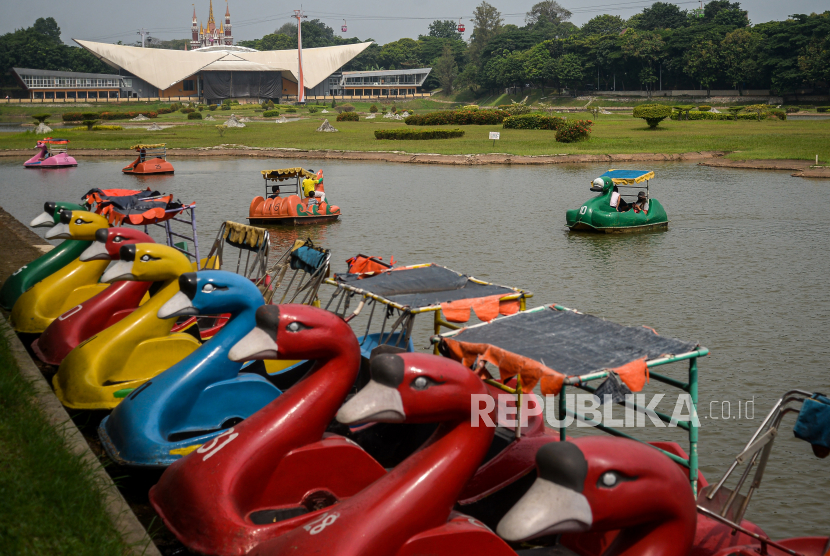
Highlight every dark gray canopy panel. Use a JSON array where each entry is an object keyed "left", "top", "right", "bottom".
[
  {"left": 443, "top": 307, "right": 699, "bottom": 377},
  {"left": 202, "top": 71, "right": 282, "bottom": 101}
]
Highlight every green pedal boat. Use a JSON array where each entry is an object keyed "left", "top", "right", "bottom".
[{"left": 566, "top": 169, "right": 668, "bottom": 233}]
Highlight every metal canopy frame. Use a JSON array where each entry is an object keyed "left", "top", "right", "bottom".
[
  {"left": 261, "top": 168, "right": 315, "bottom": 199},
  {"left": 262, "top": 239, "right": 331, "bottom": 306},
  {"left": 205, "top": 221, "right": 271, "bottom": 281},
  {"left": 324, "top": 263, "right": 532, "bottom": 354},
  {"left": 436, "top": 303, "right": 707, "bottom": 494}
]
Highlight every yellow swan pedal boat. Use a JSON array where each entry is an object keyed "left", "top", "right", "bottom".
[
  {"left": 53, "top": 243, "right": 203, "bottom": 410},
  {"left": 10, "top": 211, "right": 111, "bottom": 334}
]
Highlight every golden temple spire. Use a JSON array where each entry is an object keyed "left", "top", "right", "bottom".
[{"left": 208, "top": 0, "right": 216, "bottom": 30}]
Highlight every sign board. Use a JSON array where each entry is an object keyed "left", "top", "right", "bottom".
[{"left": 489, "top": 132, "right": 500, "bottom": 140}]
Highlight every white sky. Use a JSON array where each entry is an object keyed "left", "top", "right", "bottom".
[{"left": 3, "top": 0, "right": 827, "bottom": 46}]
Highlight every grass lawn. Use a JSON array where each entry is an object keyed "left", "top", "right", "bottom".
[
  {"left": 0, "top": 326, "right": 127, "bottom": 556},
  {"left": 0, "top": 110, "right": 826, "bottom": 161}
]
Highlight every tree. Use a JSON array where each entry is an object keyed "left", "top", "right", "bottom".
[
  {"left": 457, "top": 63, "right": 480, "bottom": 92},
  {"left": 721, "top": 28, "right": 761, "bottom": 92},
  {"left": 427, "top": 20, "right": 462, "bottom": 40},
  {"left": 581, "top": 14, "right": 625, "bottom": 36},
  {"left": 524, "top": 43, "right": 556, "bottom": 90},
  {"left": 554, "top": 53, "right": 584, "bottom": 92},
  {"left": 636, "top": 2, "right": 688, "bottom": 30},
  {"left": 633, "top": 104, "right": 672, "bottom": 128},
  {"left": 432, "top": 43, "right": 459, "bottom": 93},
  {"left": 702, "top": 0, "right": 748, "bottom": 27},
  {"left": 798, "top": 35, "right": 830, "bottom": 90},
  {"left": 684, "top": 38, "right": 721, "bottom": 94},
  {"left": 469, "top": 2, "right": 504, "bottom": 62},
  {"left": 525, "top": 1, "right": 572, "bottom": 25},
  {"left": 622, "top": 30, "right": 665, "bottom": 93},
  {"left": 275, "top": 22, "right": 297, "bottom": 36},
  {"left": 378, "top": 38, "right": 422, "bottom": 70}
]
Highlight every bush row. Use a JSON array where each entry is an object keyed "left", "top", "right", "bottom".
[
  {"left": 62, "top": 111, "right": 157, "bottom": 121},
  {"left": 555, "top": 120, "right": 593, "bottom": 143},
  {"left": 71, "top": 125, "right": 123, "bottom": 131},
  {"left": 817, "top": 107, "right": 830, "bottom": 113},
  {"left": 374, "top": 129, "right": 465, "bottom": 140},
  {"left": 187, "top": 112, "right": 202, "bottom": 120},
  {"left": 668, "top": 111, "right": 784, "bottom": 121},
  {"left": 405, "top": 109, "right": 509, "bottom": 126},
  {"left": 263, "top": 110, "right": 280, "bottom": 117},
  {"left": 336, "top": 112, "right": 359, "bottom": 122},
  {"left": 502, "top": 114, "right": 566, "bottom": 130}
]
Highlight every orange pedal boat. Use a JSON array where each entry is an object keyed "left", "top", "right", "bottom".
[
  {"left": 248, "top": 167, "right": 341, "bottom": 225},
  {"left": 122, "top": 143, "right": 174, "bottom": 175}
]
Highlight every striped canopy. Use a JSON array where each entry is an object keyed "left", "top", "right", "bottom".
[{"left": 599, "top": 169, "right": 655, "bottom": 184}]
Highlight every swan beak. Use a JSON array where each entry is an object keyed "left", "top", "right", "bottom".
[
  {"left": 496, "top": 478, "right": 593, "bottom": 541},
  {"left": 45, "top": 222, "right": 70, "bottom": 240},
  {"left": 30, "top": 211, "right": 54, "bottom": 228},
  {"left": 228, "top": 327, "right": 278, "bottom": 361},
  {"left": 158, "top": 291, "right": 198, "bottom": 319},
  {"left": 336, "top": 380, "right": 405, "bottom": 425},
  {"left": 101, "top": 260, "right": 136, "bottom": 283},
  {"left": 79, "top": 241, "right": 111, "bottom": 262}
]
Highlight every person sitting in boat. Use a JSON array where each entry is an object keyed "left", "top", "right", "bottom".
[
  {"left": 302, "top": 175, "right": 318, "bottom": 199},
  {"left": 267, "top": 185, "right": 280, "bottom": 199},
  {"left": 610, "top": 186, "right": 631, "bottom": 212},
  {"left": 632, "top": 191, "right": 649, "bottom": 214}
]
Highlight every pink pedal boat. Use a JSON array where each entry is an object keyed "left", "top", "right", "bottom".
[{"left": 24, "top": 138, "right": 78, "bottom": 169}]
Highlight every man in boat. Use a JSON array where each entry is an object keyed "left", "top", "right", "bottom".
[
  {"left": 611, "top": 186, "right": 631, "bottom": 212},
  {"left": 302, "top": 174, "right": 318, "bottom": 199},
  {"left": 632, "top": 191, "right": 649, "bottom": 214},
  {"left": 267, "top": 185, "right": 280, "bottom": 199}
]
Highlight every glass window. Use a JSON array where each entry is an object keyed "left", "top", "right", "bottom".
[
  {"left": 56, "top": 92, "right": 65, "bottom": 99},
  {"left": 122, "top": 78, "right": 132, "bottom": 88},
  {"left": 34, "top": 92, "right": 43, "bottom": 99},
  {"left": 109, "top": 91, "right": 118, "bottom": 98},
  {"left": 78, "top": 91, "right": 87, "bottom": 98},
  {"left": 45, "top": 91, "right": 54, "bottom": 99},
  {"left": 88, "top": 91, "right": 97, "bottom": 99},
  {"left": 67, "top": 91, "right": 76, "bottom": 98},
  {"left": 183, "top": 79, "right": 195, "bottom": 91}
]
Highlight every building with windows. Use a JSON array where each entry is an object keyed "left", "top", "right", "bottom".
[
  {"left": 338, "top": 68, "right": 432, "bottom": 97},
  {"left": 11, "top": 67, "right": 155, "bottom": 99}
]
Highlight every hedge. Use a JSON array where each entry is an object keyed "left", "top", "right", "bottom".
[
  {"left": 817, "top": 107, "right": 830, "bottom": 113},
  {"left": 633, "top": 105, "right": 672, "bottom": 128},
  {"left": 374, "top": 129, "right": 465, "bottom": 140},
  {"left": 502, "top": 114, "right": 566, "bottom": 130},
  {"left": 181, "top": 108, "right": 195, "bottom": 114},
  {"left": 555, "top": 120, "right": 593, "bottom": 143},
  {"left": 209, "top": 104, "right": 218, "bottom": 111},
  {"left": 405, "top": 109, "right": 509, "bottom": 126},
  {"left": 62, "top": 112, "right": 85, "bottom": 121},
  {"left": 669, "top": 111, "right": 772, "bottom": 121},
  {"left": 187, "top": 112, "right": 202, "bottom": 120},
  {"left": 97, "top": 111, "right": 158, "bottom": 120},
  {"left": 336, "top": 112, "right": 359, "bottom": 122},
  {"left": 71, "top": 125, "right": 123, "bottom": 131},
  {"left": 263, "top": 110, "right": 280, "bottom": 117}
]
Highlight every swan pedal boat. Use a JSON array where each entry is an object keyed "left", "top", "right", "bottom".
[
  {"left": 23, "top": 138, "right": 77, "bottom": 168},
  {"left": 248, "top": 168, "right": 341, "bottom": 225},
  {"left": 0, "top": 201, "right": 86, "bottom": 310},
  {"left": 566, "top": 169, "right": 668, "bottom": 233},
  {"left": 122, "top": 143, "right": 174, "bottom": 175}
]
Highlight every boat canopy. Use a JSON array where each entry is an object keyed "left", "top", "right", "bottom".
[
  {"left": 131, "top": 143, "right": 167, "bottom": 150},
  {"left": 438, "top": 304, "right": 699, "bottom": 396},
  {"left": 39, "top": 138, "right": 69, "bottom": 144},
  {"left": 262, "top": 168, "right": 316, "bottom": 182},
  {"left": 333, "top": 264, "right": 529, "bottom": 316},
  {"left": 82, "top": 188, "right": 193, "bottom": 226},
  {"left": 597, "top": 169, "right": 654, "bottom": 185}
]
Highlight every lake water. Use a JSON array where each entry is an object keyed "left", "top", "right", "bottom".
[{"left": 0, "top": 157, "right": 827, "bottom": 539}]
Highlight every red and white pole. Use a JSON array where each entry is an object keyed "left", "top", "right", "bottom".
[{"left": 294, "top": 8, "right": 307, "bottom": 103}]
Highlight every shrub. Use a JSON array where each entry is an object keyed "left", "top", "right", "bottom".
[
  {"left": 72, "top": 124, "right": 123, "bottom": 131},
  {"left": 157, "top": 107, "right": 173, "bottom": 115},
  {"left": 503, "top": 114, "right": 566, "bottom": 130},
  {"left": 99, "top": 111, "right": 158, "bottom": 120},
  {"left": 263, "top": 110, "right": 280, "bottom": 117},
  {"left": 221, "top": 104, "right": 230, "bottom": 110},
  {"left": 62, "top": 112, "right": 84, "bottom": 122},
  {"left": 81, "top": 112, "right": 99, "bottom": 121},
  {"left": 768, "top": 109, "right": 787, "bottom": 121},
  {"left": 169, "top": 102, "right": 182, "bottom": 111},
  {"left": 405, "top": 109, "right": 509, "bottom": 126},
  {"left": 370, "top": 104, "right": 378, "bottom": 113},
  {"left": 331, "top": 99, "right": 336, "bottom": 108},
  {"left": 784, "top": 106, "right": 799, "bottom": 114},
  {"left": 307, "top": 106, "right": 318, "bottom": 114},
  {"left": 187, "top": 112, "right": 202, "bottom": 120},
  {"left": 209, "top": 104, "right": 218, "bottom": 111},
  {"left": 181, "top": 108, "right": 195, "bottom": 114},
  {"left": 391, "top": 106, "right": 397, "bottom": 113},
  {"left": 669, "top": 110, "right": 758, "bottom": 121},
  {"left": 338, "top": 104, "right": 356, "bottom": 113},
  {"left": 32, "top": 113, "right": 50, "bottom": 123},
  {"left": 816, "top": 107, "right": 830, "bottom": 113},
  {"left": 284, "top": 107, "right": 297, "bottom": 113},
  {"left": 633, "top": 104, "right": 672, "bottom": 128},
  {"left": 698, "top": 105, "right": 712, "bottom": 112},
  {"left": 374, "top": 128, "right": 465, "bottom": 140},
  {"left": 555, "top": 120, "right": 593, "bottom": 143},
  {"left": 216, "top": 125, "right": 227, "bottom": 137},
  {"left": 198, "top": 106, "right": 204, "bottom": 112},
  {"left": 336, "top": 111, "right": 359, "bottom": 122},
  {"left": 500, "top": 103, "right": 531, "bottom": 116},
  {"left": 461, "top": 105, "right": 479, "bottom": 110},
  {"left": 261, "top": 99, "right": 275, "bottom": 110},
  {"left": 82, "top": 119, "right": 99, "bottom": 131}
]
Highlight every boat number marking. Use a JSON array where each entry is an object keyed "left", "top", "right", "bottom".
[
  {"left": 12, "top": 266, "right": 26, "bottom": 276},
  {"left": 196, "top": 428, "right": 238, "bottom": 461},
  {"left": 155, "top": 164, "right": 162, "bottom": 169},
  {"left": 579, "top": 206, "right": 587, "bottom": 215},
  {"left": 304, "top": 512, "right": 340, "bottom": 535},
  {"left": 59, "top": 305, "right": 83, "bottom": 320}
]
